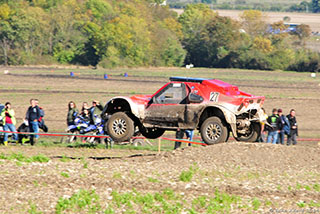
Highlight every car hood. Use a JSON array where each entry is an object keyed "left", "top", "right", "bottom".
[{"left": 129, "top": 94, "right": 152, "bottom": 105}]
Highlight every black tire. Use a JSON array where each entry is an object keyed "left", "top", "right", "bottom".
[
  {"left": 200, "top": 116, "right": 228, "bottom": 145},
  {"left": 226, "top": 129, "right": 230, "bottom": 142},
  {"left": 235, "top": 122, "right": 261, "bottom": 142},
  {"left": 140, "top": 127, "right": 165, "bottom": 139},
  {"left": 106, "top": 112, "right": 134, "bottom": 142}
]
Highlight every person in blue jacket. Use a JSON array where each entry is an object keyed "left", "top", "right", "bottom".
[{"left": 277, "top": 109, "right": 290, "bottom": 145}]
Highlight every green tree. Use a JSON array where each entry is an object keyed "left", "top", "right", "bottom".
[
  {"left": 201, "top": 16, "right": 241, "bottom": 67},
  {"left": 0, "top": 3, "right": 13, "bottom": 65},
  {"left": 50, "top": 0, "right": 87, "bottom": 63},
  {"left": 179, "top": 3, "right": 217, "bottom": 66}
]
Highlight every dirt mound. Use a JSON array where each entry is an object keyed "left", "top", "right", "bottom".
[
  {"left": 0, "top": 142, "right": 319, "bottom": 213},
  {"left": 162, "top": 142, "right": 320, "bottom": 171}
]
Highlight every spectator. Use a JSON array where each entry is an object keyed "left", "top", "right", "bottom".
[
  {"left": 80, "top": 108, "right": 91, "bottom": 126},
  {"left": 266, "top": 108, "right": 282, "bottom": 144},
  {"left": 26, "top": 99, "right": 41, "bottom": 145},
  {"left": 277, "top": 109, "right": 290, "bottom": 145},
  {"left": 67, "top": 101, "right": 78, "bottom": 126},
  {"left": 35, "top": 99, "right": 48, "bottom": 132},
  {"left": 78, "top": 108, "right": 94, "bottom": 135},
  {"left": 81, "top": 102, "right": 89, "bottom": 113},
  {"left": 90, "top": 100, "right": 104, "bottom": 124},
  {"left": 1, "top": 102, "right": 18, "bottom": 146},
  {"left": 185, "top": 129, "right": 194, "bottom": 146},
  {"left": 174, "top": 128, "right": 185, "bottom": 149},
  {"left": 287, "top": 109, "right": 298, "bottom": 146},
  {"left": 258, "top": 108, "right": 268, "bottom": 142}
]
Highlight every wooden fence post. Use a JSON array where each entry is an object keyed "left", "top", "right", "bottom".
[{"left": 158, "top": 138, "right": 161, "bottom": 153}]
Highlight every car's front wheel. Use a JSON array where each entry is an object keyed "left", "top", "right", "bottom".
[
  {"left": 235, "top": 122, "right": 261, "bottom": 142},
  {"left": 200, "top": 116, "right": 228, "bottom": 145},
  {"left": 106, "top": 112, "right": 134, "bottom": 142}
]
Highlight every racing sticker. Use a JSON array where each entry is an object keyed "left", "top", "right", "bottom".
[{"left": 210, "top": 92, "right": 220, "bottom": 102}]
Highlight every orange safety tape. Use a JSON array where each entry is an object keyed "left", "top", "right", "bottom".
[
  {"left": 2, "top": 131, "right": 317, "bottom": 145},
  {"left": 0, "top": 130, "right": 207, "bottom": 145}
]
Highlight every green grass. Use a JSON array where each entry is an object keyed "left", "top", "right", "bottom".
[
  {"left": 252, "top": 198, "right": 262, "bottom": 211},
  {"left": 112, "top": 172, "right": 122, "bottom": 179},
  {"left": 148, "top": 177, "right": 159, "bottom": 183},
  {"left": 21, "top": 138, "right": 187, "bottom": 152},
  {"left": 179, "top": 165, "right": 198, "bottom": 182},
  {"left": 26, "top": 187, "right": 320, "bottom": 213},
  {"left": 313, "top": 184, "right": 320, "bottom": 192},
  {"left": 55, "top": 189, "right": 101, "bottom": 214},
  {"left": 28, "top": 202, "right": 43, "bottom": 214},
  {"left": 60, "top": 172, "right": 70, "bottom": 178},
  {"left": 0, "top": 152, "right": 50, "bottom": 163}
]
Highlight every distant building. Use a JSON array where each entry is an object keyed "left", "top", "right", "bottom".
[
  {"left": 267, "top": 23, "right": 301, "bottom": 34},
  {"left": 284, "top": 23, "right": 301, "bottom": 32}
]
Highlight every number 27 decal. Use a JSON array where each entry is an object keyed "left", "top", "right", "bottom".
[{"left": 210, "top": 92, "right": 220, "bottom": 102}]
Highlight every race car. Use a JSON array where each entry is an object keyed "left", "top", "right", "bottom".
[{"left": 101, "top": 77, "right": 266, "bottom": 145}]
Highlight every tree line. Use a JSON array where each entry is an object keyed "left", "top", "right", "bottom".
[{"left": 0, "top": 0, "right": 319, "bottom": 72}]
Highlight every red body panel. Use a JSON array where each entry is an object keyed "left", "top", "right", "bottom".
[{"left": 128, "top": 79, "right": 264, "bottom": 109}]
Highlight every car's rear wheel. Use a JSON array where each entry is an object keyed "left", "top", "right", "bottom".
[
  {"left": 106, "top": 112, "right": 134, "bottom": 142},
  {"left": 235, "top": 122, "right": 261, "bottom": 142},
  {"left": 140, "top": 127, "right": 165, "bottom": 139},
  {"left": 200, "top": 116, "right": 228, "bottom": 145}
]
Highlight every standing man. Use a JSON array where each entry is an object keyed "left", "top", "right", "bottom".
[
  {"left": 26, "top": 99, "right": 41, "bottom": 145},
  {"left": 277, "top": 109, "right": 290, "bottom": 145},
  {"left": 1, "top": 102, "right": 18, "bottom": 146},
  {"left": 266, "top": 108, "right": 282, "bottom": 144},
  {"left": 174, "top": 128, "right": 185, "bottom": 149},
  {"left": 287, "top": 109, "right": 298, "bottom": 146}
]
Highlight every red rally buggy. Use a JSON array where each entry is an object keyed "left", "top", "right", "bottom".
[{"left": 101, "top": 77, "right": 266, "bottom": 145}]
